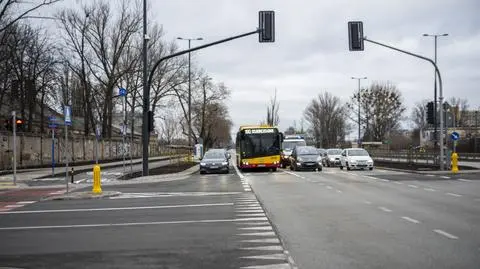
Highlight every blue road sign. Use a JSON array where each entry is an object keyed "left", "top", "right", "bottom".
[
  {"left": 48, "top": 116, "right": 57, "bottom": 128},
  {"left": 119, "top": 87, "right": 127, "bottom": 96},
  {"left": 64, "top": 106, "right": 72, "bottom": 126},
  {"left": 451, "top": 131, "right": 460, "bottom": 141}
]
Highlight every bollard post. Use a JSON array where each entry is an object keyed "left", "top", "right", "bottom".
[
  {"left": 70, "top": 167, "right": 74, "bottom": 183},
  {"left": 92, "top": 165, "right": 102, "bottom": 194},
  {"left": 451, "top": 152, "right": 459, "bottom": 174}
]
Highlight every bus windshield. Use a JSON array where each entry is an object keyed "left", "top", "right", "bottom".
[{"left": 240, "top": 133, "right": 280, "bottom": 158}]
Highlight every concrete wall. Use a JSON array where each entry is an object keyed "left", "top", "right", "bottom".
[{"left": 0, "top": 131, "right": 159, "bottom": 170}]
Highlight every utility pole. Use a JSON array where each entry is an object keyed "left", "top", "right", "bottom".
[
  {"left": 141, "top": 0, "right": 149, "bottom": 176},
  {"left": 423, "top": 33, "right": 448, "bottom": 161},
  {"left": 351, "top": 76, "right": 367, "bottom": 146},
  {"left": 12, "top": 111, "right": 16, "bottom": 185},
  {"left": 177, "top": 37, "right": 203, "bottom": 156}
]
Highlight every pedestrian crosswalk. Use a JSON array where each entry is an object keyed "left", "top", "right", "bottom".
[{"left": 234, "top": 195, "right": 295, "bottom": 269}]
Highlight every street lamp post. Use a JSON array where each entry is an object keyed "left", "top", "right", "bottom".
[
  {"left": 177, "top": 37, "right": 203, "bottom": 156},
  {"left": 351, "top": 76, "right": 367, "bottom": 145},
  {"left": 423, "top": 33, "right": 448, "bottom": 158}
]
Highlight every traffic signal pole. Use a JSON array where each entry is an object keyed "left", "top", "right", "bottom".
[
  {"left": 12, "top": 111, "right": 16, "bottom": 185},
  {"left": 362, "top": 37, "right": 445, "bottom": 170}
]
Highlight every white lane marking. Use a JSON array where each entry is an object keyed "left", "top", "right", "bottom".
[
  {"left": 235, "top": 217, "right": 269, "bottom": 222},
  {"left": 237, "top": 232, "right": 276, "bottom": 236},
  {"left": 457, "top": 178, "right": 472, "bottom": 182},
  {"left": 408, "top": 184, "right": 419, "bottom": 189},
  {"left": 241, "top": 238, "right": 280, "bottom": 243},
  {"left": 426, "top": 174, "right": 435, "bottom": 177},
  {"left": 394, "top": 181, "right": 403, "bottom": 185},
  {"left": 378, "top": 206, "right": 392, "bottom": 213},
  {"left": 239, "top": 226, "right": 273, "bottom": 231},
  {"left": 236, "top": 202, "right": 259, "bottom": 205},
  {"left": 236, "top": 204, "right": 261, "bottom": 207},
  {"left": 0, "top": 218, "right": 240, "bottom": 231},
  {"left": 235, "top": 210, "right": 264, "bottom": 213},
  {"left": 236, "top": 222, "right": 270, "bottom": 226},
  {"left": 236, "top": 213, "right": 266, "bottom": 217},
  {"left": 433, "top": 229, "right": 458, "bottom": 239},
  {"left": 74, "top": 178, "right": 87, "bottom": 184},
  {"left": 16, "top": 201, "right": 36, "bottom": 204},
  {"left": 244, "top": 188, "right": 252, "bottom": 192},
  {"left": 239, "top": 245, "right": 283, "bottom": 251},
  {"left": 5, "top": 204, "right": 24, "bottom": 208},
  {"left": 326, "top": 186, "right": 333, "bottom": 190},
  {"left": 401, "top": 216, "right": 421, "bottom": 224},
  {"left": 363, "top": 175, "right": 377, "bottom": 180},
  {"left": 241, "top": 264, "right": 291, "bottom": 269},
  {"left": 236, "top": 207, "right": 263, "bottom": 211},
  {"left": 336, "top": 190, "right": 342, "bottom": 193},
  {"left": 0, "top": 203, "right": 233, "bottom": 215},
  {"left": 440, "top": 176, "right": 451, "bottom": 179},
  {"left": 380, "top": 179, "right": 390, "bottom": 182},
  {"left": 283, "top": 171, "right": 302, "bottom": 178},
  {"left": 241, "top": 253, "right": 287, "bottom": 260},
  {"left": 446, "top": 192, "right": 462, "bottom": 197},
  {"left": 234, "top": 164, "right": 245, "bottom": 179},
  {"left": 424, "top": 188, "right": 436, "bottom": 192},
  {"left": 364, "top": 200, "right": 372, "bottom": 205}
]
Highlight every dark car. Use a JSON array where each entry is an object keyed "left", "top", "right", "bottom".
[
  {"left": 200, "top": 150, "right": 230, "bottom": 174},
  {"left": 289, "top": 146, "right": 323, "bottom": 171}
]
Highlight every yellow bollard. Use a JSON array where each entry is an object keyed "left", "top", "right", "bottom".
[
  {"left": 451, "top": 152, "right": 459, "bottom": 174},
  {"left": 92, "top": 165, "right": 102, "bottom": 194}
]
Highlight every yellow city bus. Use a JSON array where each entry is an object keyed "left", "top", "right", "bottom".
[{"left": 235, "top": 125, "right": 283, "bottom": 171}]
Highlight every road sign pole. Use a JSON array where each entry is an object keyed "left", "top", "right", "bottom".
[
  {"left": 12, "top": 111, "right": 16, "bottom": 185},
  {"left": 65, "top": 120, "right": 69, "bottom": 193},
  {"left": 52, "top": 129, "right": 55, "bottom": 177}
]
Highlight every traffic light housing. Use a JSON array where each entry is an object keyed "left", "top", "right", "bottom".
[
  {"left": 348, "top": 21, "right": 364, "bottom": 51},
  {"left": 426, "top": 101, "right": 434, "bottom": 124},
  {"left": 3, "top": 117, "right": 24, "bottom": 131},
  {"left": 259, "top": 11, "right": 275, "bottom": 43}
]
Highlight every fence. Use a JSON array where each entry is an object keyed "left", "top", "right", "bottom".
[
  {"left": 369, "top": 149, "right": 480, "bottom": 164},
  {"left": 0, "top": 131, "right": 161, "bottom": 170}
]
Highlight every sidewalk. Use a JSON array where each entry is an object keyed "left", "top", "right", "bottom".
[{"left": 0, "top": 155, "right": 177, "bottom": 186}]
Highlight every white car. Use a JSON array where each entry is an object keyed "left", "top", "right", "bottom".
[{"left": 339, "top": 148, "right": 374, "bottom": 171}]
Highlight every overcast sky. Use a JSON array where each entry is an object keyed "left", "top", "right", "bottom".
[{"left": 38, "top": 0, "right": 480, "bottom": 139}]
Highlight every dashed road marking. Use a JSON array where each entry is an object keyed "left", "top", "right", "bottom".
[
  {"left": 240, "top": 263, "right": 291, "bottom": 269},
  {"left": 236, "top": 217, "right": 269, "bottom": 222},
  {"left": 408, "top": 184, "right": 419, "bottom": 189},
  {"left": 241, "top": 238, "right": 280, "bottom": 244},
  {"left": 401, "top": 216, "right": 421, "bottom": 224},
  {"left": 236, "top": 213, "right": 266, "bottom": 217},
  {"left": 446, "top": 192, "right": 462, "bottom": 197},
  {"left": 380, "top": 179, "right": 390, "bottom": 182},
  {"left": 241, "top": 253, "right": 287, "bottom": 260},
  {"left": 5, "top": 204, "right": 24, "bottom": 208},
  {"left": 426, "top": 174, "right": 435, "bottom": 177},
  {"left": 424, "top": 188, "right": 436, "bottom": 192},
  {"left": 236, "top": 210, "right": 264, "bottom": 213},
  {"left": 364, "top": 200, "right": 372, "bottom": 205},
  {"left": 394, "top": 182, "right": 403, "bottom": 185},
  {"left": 16, "top": 201, "right": 36, "bottom": 204},
  {"left": 440, "top": 176, "right": 451, "bottom": 179},
  {"left": 378, "top": 206, "right": 392, "bottom": 213},
  {"left": 326, "top": 186, "right": 333, "bottom": 190},
  {"left": 239, "top": 226, "right": 273, "bottom": 231},
  {"left": 457, "top": 178, "right": 472, "bottom": 182},
  {"left": 433, "top": 229, "right": 458, "bottom": 239},
  {"left": 237, "top": 231, "right": 276, "bottom": 237},
  {"left": 239, "top": 245, "right": 283, "bottom": 251}
]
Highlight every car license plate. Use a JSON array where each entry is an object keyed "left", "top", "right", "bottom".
[
  {"left": 258, "top": 164, "right": 266, "bottom": 167},
  {"left": 210, "top": 166, "right": 218, "bottom": 169}
]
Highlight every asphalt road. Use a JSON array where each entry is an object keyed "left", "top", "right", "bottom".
[
  {"left": 246, "top": 167, "right": 480, "bottom": 269},
  {"left": 0, "top": 167, "right": 292, "bottom": 269}
]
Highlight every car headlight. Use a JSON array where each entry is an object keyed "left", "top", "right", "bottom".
[
  {"left": 200, "top": 163, "right": 206, "bottom": 166},
  {"left": 297, "top": 157, "right": 304, "bottom": 162},
  {"left": 317, "top": 156, "right": 322, "bottom": 162},
  {"left": 330, "top": 158, "right": 335, "bottom": 161},
  {"left": 222, "top": 161, "right": 228, "bottom": 165},
  {"left": 367, "top": 160, "right": 373, "bottom": 164},
  {"left": 349, "top": 159, "right": 357, "bottom": 164}
]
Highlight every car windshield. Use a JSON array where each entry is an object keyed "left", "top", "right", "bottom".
[
  {"left": 348, "top": 149, "right": 370, "bottom": 156},
  {"left": 297, "top": 147, "right": 319, "bottom": 155},
  {"left": 240, "top": 132, "right": 280, "bottom": 158},
  {"left": 203, "top": 151, "right": 225, "bottom": 159},
  {"left": 327, "top": 149, "right": 342, "bottom": 155},
  {"left": 282, "top": 141, "right": 306, "bottom": 151},
  {"left": 317, "top": 149, "right": 326, "bottom": 154}
]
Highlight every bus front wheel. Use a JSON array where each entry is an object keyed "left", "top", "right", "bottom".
[{"left": 271, "top": 167, "right": 277, "bottom": 172}]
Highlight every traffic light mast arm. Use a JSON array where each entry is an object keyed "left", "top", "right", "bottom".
[
  {"left": 147, "top": 29, "right": 261, "bottom": 89},
  {"left": 362, "top": 37, "right": 445, "bottom": 170}
]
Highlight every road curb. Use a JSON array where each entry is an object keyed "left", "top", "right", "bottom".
[
  {"left": 376, "top": 166, "right": 480, "bottom": 175},
  {"left": 44, "top": 191, "right": 122, "bottom": 201}
]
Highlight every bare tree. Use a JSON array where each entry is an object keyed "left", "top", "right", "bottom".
[
  {"left": 411, "top": 99, "right": 429, "bottom": 130},
  {"left": 347, "top": 82, "right": 406, "bottom": 141},
  {"left": 446, "top": 97, "right": 469, "bottom": 127},
  {"left": 304, "top": 92, "right": 347, "bottom": 148},
  {"left": 0, "top": 0, "right": 61, "bottom": 33},
  {"left": 266, "top": 89, "right": 279, "bottom": 126}
]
